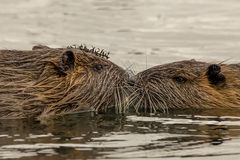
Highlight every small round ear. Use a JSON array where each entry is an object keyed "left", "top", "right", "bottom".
[
  {"left": 206, "top": 64, "right": 226, "bottom": 85},
  {"left": 61, "top": 50, "right": 75, "bottom": 71},
  {"left": 44, "top": 50, "right": 75, "bottom": 77},
  {"left": 52, "top": 50, "right": 75, "bottom": 76},
  {"left": 61, "top": 50, "right": 75, "bottom": 72},
  {"left": 207, "top": 64, "right": 221, "bottom": 76}
]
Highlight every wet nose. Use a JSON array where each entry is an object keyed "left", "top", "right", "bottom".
[{"left": 128, "top": 77, "right": 136, "bottom": 86}]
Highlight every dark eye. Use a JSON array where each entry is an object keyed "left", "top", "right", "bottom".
[
  {"left": 93, "top": 64, "right": 104, "bottom": 72},
  {"left": 173, "top": 76, "right": 187, "bottom": 83}
]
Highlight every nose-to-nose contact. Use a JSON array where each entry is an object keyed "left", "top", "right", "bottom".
[{"left": 128, "top": 76, "right": 136, "bottom": 86}]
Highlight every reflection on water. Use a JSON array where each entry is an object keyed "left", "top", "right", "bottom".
[
  {"left": 0, "top": 0, "right": 240, "bottom": 159},
  {"left": 0, "top": 112, "right": 240, "bottom": 159}
]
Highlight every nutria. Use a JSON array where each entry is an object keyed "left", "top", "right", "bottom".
[
  {"left": 129, "top": 59, "right": 240, "bottom": 113},
  {"left": 0, "top": 45, "right": 131, "bottom": 119}
]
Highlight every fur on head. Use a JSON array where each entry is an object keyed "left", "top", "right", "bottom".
[
  {"left": 129, "top": 60, "right": 240, "bottom": 113},
  {"left": 0, "top": 45, "right": 131, "bottom": 119}
]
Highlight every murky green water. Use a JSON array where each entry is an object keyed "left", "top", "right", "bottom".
[{"left": 0, "top": 0, "right": 240, "bottom": 159}]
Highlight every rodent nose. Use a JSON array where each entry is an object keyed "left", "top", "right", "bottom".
[{"left": 128, "top": 77, "right": 136, "bottom": 86}]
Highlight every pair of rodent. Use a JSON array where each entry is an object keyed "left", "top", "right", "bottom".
[{"left": 0, "top": 45, "right": 239, "bottom": 119}]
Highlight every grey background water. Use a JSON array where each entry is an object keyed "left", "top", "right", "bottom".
[{"left": 0, "top": 0, "right": 240, "bottom": 159}]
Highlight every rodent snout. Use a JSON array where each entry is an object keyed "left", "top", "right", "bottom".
[{"left": 127, "top": 76, "right": 136, "bottom": 86}]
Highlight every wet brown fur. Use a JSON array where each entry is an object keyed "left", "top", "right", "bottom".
[
  {"left": 0, "top": 45, "right": 130, "bottom": 119},
  {"left": 130, "top": 60, "right": 240, "bottom": 113}
]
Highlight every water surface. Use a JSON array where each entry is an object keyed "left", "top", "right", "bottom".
[
  {"left": 0, "top": 0, "right": 240, "bottom": 71},
  {"left": 0, "top": 112, "right": 240, "bottom": 160},
  {"left": 0, "top": 0, "right": 240, "bottom": 159}
]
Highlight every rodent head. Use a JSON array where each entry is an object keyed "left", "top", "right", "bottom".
[
  {"left": 129, "top": 60, "right": 240, "bottom": 113},
  {"left": 28, "top": 47, "right": 131, "bottom": 116}
]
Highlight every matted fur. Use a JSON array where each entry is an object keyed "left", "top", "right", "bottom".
[
  {"left": 0, "top": 45, "right": 130, "bottom": 119},
  {"left": 129, "top": 60, "right": 240, "bottom": 113}
]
